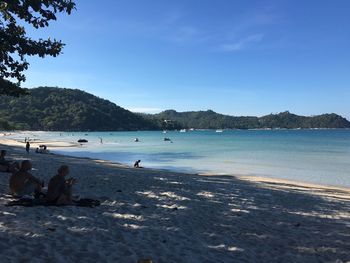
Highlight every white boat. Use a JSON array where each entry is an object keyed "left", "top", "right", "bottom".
[
  {"left": 179, "top": 129, "right": 187, "bottom": 133},
  {"left": 215, "top": 129, "right": 223, "bottom": 133},
  {"left": 163, "top": 130, "right": 167, "bottom": 134}
]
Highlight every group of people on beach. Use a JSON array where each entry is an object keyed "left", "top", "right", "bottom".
[
  {"left": 1, "top": 149, "right": 76, "bottom": 205},
  {"left": 23, "top": 140, "right": 49, "bottom": 155}
]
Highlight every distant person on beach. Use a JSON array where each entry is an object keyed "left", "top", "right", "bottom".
[
  {"left": 9, "top": 160, "right": 43, "bottom": 197},
  {"left": 36, "top": 145, "right": 49, "bottom": 154},
  {"left": 0, "top": 150, "right": 19, "bottom": 172},
  {"left": 134, "top": 160, "right": 142, "bottom": 168},
  {"left": 46, "top": 165, "right": 77, "bottom": 205},
  {"left": 25, "top": 141, "right": 30, "bottom": 154}
]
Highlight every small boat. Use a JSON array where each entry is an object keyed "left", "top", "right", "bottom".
[
  {"left": 163, "top": 130, "right": 167, "bottom": 134},
  {"left": 163, "top": 137, "right": 171, "bottom": 141},
  {"left": 179, "top": 129, "right": 187, "bottom": 133},
  {"left": 77, "top": 139, "right": 88, "bottom": 143},
  {"left": 134, "top": 138, "right": 139, "bottom": 142},
  {"left": 215, "top": 129, "right": 223, "bottom": 133}
]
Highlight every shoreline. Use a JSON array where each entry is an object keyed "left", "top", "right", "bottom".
[
  {"left": 1, "top": 141, "right": 350, "bottom": 261},
  {"left": 1, "top": 139, "right": 350, "bottom": 194},
  {"left": 2, "top": 127, "right": 350, "bottom": 134}
]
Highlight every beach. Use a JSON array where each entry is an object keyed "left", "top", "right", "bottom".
[
  {"left": 0, "top": 139, "right": 349, "bottom": 262},
  {"left": 3, "top": 129, "right": 350, "bottom": 188}
]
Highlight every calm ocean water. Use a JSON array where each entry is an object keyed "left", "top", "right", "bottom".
[{"left": 7, "top": 129, "right": 350, "bottom": 187}]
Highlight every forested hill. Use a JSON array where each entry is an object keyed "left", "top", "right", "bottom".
[
  {"left": 0, "top": 87, "right": 349, "bottom": 131},
  {"left": 0, "top": 87, "right": 157, "bottom": 131},
  {"left": 147, "top": 110, "right": 350, "bottom": 129}
]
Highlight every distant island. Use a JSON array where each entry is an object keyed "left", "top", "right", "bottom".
[
  {"left": 0, "top": 87, "right": 349, "bottom": 131},
  {"left": 146, "top": 109, "right": 350, "bottom": 130}
]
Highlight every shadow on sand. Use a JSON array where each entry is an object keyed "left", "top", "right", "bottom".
[{"left": 1, "top": 146, "right": 350, "bottom": 262}]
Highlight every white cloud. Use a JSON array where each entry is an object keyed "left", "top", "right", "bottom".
[
  {"left": 128, "top": 107, "right": 163, "bottom": 114},
  {"left": 219, "top": 33, "right": 264, "bottom": 52},
  {"left": 170, "top": 26, "right": 199, "bottom": 42}
]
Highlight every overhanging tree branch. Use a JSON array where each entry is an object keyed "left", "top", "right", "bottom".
[{"left": 0, "top": 0, "right": 75, "bottom": 95}]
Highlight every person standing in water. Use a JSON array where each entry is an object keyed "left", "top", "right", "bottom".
[{"left": 25, "top": 141, "right": 30, "bottom": 154}]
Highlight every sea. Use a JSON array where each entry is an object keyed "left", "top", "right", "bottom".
[{"left": 5, "top": 129, "right": 350, "bottom": 187}]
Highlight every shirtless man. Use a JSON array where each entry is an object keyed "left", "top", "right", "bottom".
[
  {"left": 9, "top": 160, "right": 43, "bottom": 197},
  {"left": 46, "top": 165, "right": 76, "bottom": 205}
]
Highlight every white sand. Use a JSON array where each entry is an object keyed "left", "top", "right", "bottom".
[
  {"left": 0, "top": 143, "right": 350, "bottom": 263},
  {"left": 0, "top": 138, "right": 79, "bottom": 148}
]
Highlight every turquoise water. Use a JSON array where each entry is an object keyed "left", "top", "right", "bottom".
[{"left": 7, "top": 129, "right": 350, "bottom": 187}]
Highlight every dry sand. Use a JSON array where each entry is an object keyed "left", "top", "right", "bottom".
[
  {"left": 0, "top": 142, "right": 349, "bottom": 263},
  {"left": 0, "top": 138, "right": 79, "bottom": 148}
]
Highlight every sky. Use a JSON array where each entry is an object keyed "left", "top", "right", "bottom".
[{"left": 23, "top": 0, "right": 350, "bottom": 118}]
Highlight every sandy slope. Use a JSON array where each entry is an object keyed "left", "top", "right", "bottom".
[
  {"left": 0, "top": 144, "right": 349, "bottom": 263},
  {"left": 0, "top": 138, "right": 79, "bottom": 148}
]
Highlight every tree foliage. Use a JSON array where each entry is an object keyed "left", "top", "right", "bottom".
[
  {"left": 0, "top": 87, "right": 158, "bottom": 131},
  {"left": 0, "top": 0, "right": 75, "bottom": 95},
  {"left": 147, "top": 110, "right": 350, "bottom": 130},
  {"left": 0, "top": 87, "right": 349, "bottom": 131},
  {"left": 0, "top": 77, "right": 28, "bottom": 96}
]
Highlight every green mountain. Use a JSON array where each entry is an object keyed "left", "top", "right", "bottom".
[
  {"left": 144, "top": 110, "right": 260, "bottom": 129},
  {"left": 0, "top": 87, "right": 349, "bottom": 131},
  {"left": 148, "top": 110, "right": 350, "bottom": 129},
  {"left": 258, "top": 111, "right": 350, "bottom": 129},
  {"left": 0, "top": 87, "right": 157, "bottom": 131}
]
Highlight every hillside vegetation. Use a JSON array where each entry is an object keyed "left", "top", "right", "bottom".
[
  {"left": 0, "top": 87, "right": 157, "bottom": 131},
  {"left": 0, "top": 87, "right": 349, "bottom": 131},
  {"left": 147, "top": 110, "right": 350, "bottom": 129}
]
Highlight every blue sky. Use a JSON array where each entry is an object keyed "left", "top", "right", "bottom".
[{"left": 23, "top": 0, "right": 350, "bottom": 118}]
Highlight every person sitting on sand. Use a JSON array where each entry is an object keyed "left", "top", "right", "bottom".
[
  {"left": 9, "top": 160, "right": 43, "bottom": 197},
  {"left": 46, "top": 165, "right": 77, "bottom": 205},
  {"left": 42, "top": 145, "right": 49, "bottom": 153},
  {"left": 0, "top": 150, "right": 19, "bottom": 173},
  {"left": 134, "top": 160, "right": 142, "bottom": 168},
  {"left": 37, "top": 145, "right": 49, "bottom": 154}
]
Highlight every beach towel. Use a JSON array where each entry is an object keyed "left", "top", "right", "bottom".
[{"left": 5, "top": 198, "right": 100, "bottom": 208}]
